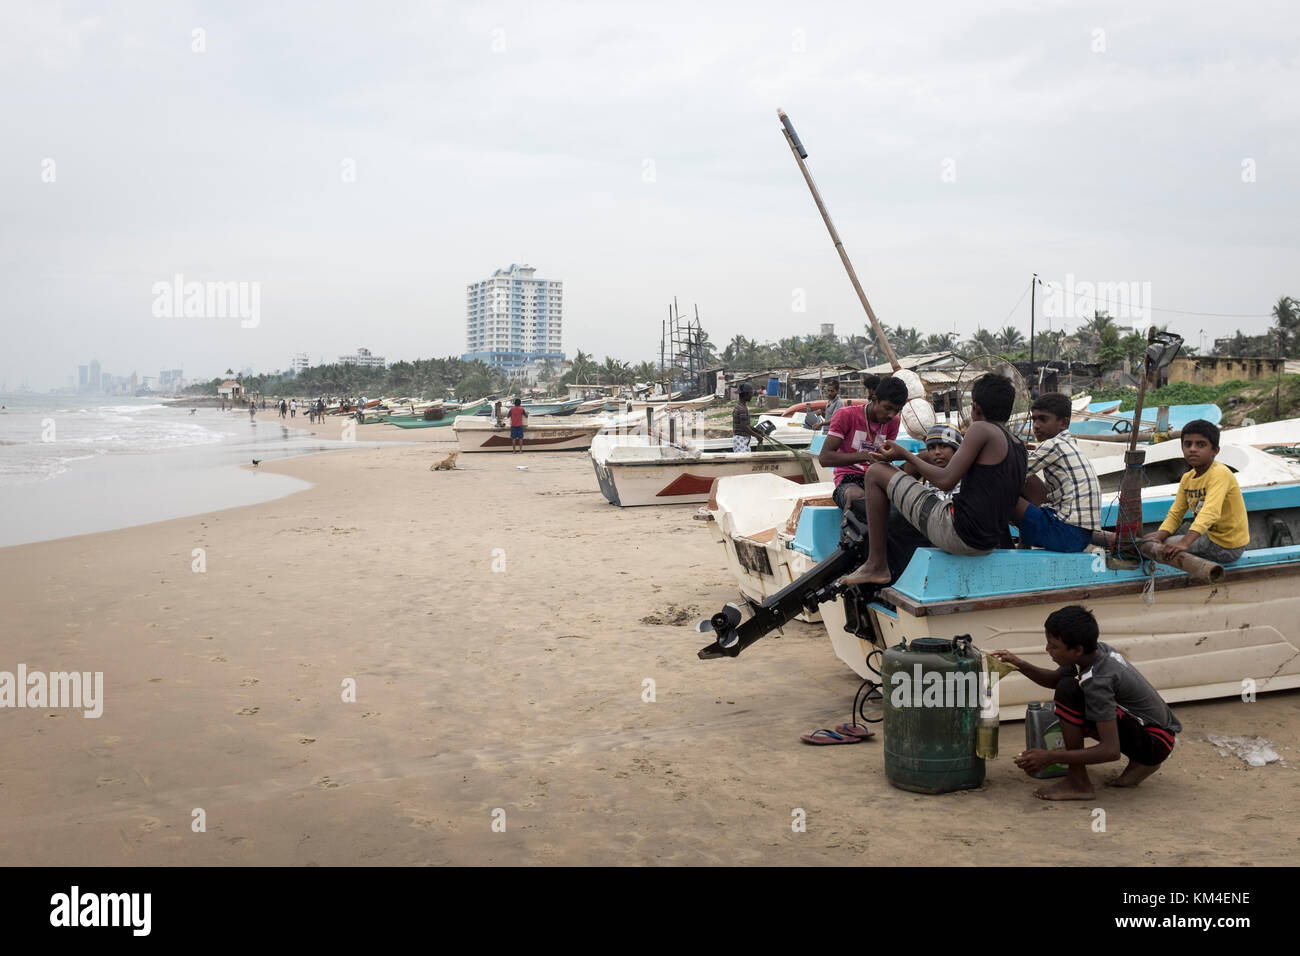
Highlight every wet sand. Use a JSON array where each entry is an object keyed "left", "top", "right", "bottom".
[{"left": 1, "top": 417, "right": 1297, "bottom": 865}]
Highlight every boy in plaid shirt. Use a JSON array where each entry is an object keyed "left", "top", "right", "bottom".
[{"left": 1015, "top": 393, "right": 1101, "bottom": 552}]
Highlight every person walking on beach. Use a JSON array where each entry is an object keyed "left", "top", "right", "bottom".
[
  {"left": 248, "top": 399, "right": 256, "bottom": 422},
  {"left": 290, "top": 399, "right": 297, "bottom": 418},
  {"left": 508, "top": 398, "right": 529, "bottom": 452}
]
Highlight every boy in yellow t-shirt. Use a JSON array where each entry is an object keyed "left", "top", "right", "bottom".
[{"left": 1143, "top": 420, "right": 1249, "bottom": 564}]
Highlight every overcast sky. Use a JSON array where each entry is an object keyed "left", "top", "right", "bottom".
[{"left": 2, "top": 0, "right": 1297, "bottom": 390}]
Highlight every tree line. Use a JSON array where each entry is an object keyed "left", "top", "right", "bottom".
[{"left": 188, "top": 296, "right": 1297, "bottom": 398}]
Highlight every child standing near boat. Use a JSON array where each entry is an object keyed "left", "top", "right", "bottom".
[
  {"left": 839, "top": 373, "right": 1026, "bottom": 586},
  {"left": 1143, "top": 419, "right": 1249, "bottom": 564},
  {"left": 508, "top": 398, "right": 529, "bottom": 453},
  {"left": 992, "top": 605, "right": 1181, "bottom": 800},
  {"left": 1015, "top": 392, "right": 1102, "bottom": 552},
  {"left": 817, "top": 375, "right": 907, "bottom": 513}
]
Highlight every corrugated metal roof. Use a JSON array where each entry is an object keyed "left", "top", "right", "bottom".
[{"left": 865, "top": 351, "right": 966, "bottom": 374}]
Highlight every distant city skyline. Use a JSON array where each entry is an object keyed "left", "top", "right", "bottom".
[{"left": 3, "top": 2, "right": 1296, "bottom": 391}]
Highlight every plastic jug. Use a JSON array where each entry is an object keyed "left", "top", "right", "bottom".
[{"left": 1025, "top": 701, "right": 1067, "bottom": 778}]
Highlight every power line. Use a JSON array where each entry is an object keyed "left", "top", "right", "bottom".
[{"left": 993, "top": 279, "right": 1031, "bottom": 330}]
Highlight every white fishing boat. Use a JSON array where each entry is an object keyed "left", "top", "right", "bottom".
[
  {"left": 590, "top": 429, "right": 821, "bottom": 507},
  {"left": 704, "top": 458, "right": 1300, "bottom": 716},
  {"left": 625, "top": 395, "right": 718, "bottom": 413},
  {"left": 452, "top": 415, "right": 604, "bottom": 453}
]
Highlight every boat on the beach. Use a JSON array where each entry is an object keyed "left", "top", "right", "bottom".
[
  {"left": 623, "top": 395, "right": 718, "bottom": 413},
  {"left": 453, "top": 415, "right": 604, "bottom": 452},
  {"left": 523, "top": 399, "right": 582, "bottom": 416},
  {"left": 590, "top": 427, "right": 820, "bottom": 507},
  {"left": 385, "top": 398, "right": 490, "bottom": 427},
  {"left": 703, "top": 470, "right": 1300, "bottom": 717}
]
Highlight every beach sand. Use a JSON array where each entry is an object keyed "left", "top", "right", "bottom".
[{"left": 1, "top": 412, "right": 1297, "bottom": 865}]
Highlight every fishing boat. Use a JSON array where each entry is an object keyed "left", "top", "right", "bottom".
[
  {"left": 701, "top": 472, "right": 1300, "bottom": 718},
  {"left": 624, "top": 395, "right": 718, "bottom": 413},
  {"left": 386, "top": 398, "right": 490, "bottom": 427},
  {"left": 523, "top": 399, "right": 582, "bottom": 416},
  {"left": 590, "top": 426, "right": 820, "bottom": 507},
  {"left": 453, "top": 415, "right": 604, "bottom": 452}
]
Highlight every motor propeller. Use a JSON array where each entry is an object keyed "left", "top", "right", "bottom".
[{"left": 697, "top": 602, "right": 744, "bottom": 649}]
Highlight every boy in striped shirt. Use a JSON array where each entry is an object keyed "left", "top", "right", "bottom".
[{"left": 1015, "top": 393, "right": 1101, "bottom": 552}]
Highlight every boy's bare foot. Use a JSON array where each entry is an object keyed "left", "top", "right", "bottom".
[
  {"left": 1106, "top": 760, "right": 1160, "bottom": 788},
  {"left": 1033, "top": 779, "right": 1094, "bottom": 801},
  {"left": 838, "top": 561, "right": 891, "bottom": 587}
]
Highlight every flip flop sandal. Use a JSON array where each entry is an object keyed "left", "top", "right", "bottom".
[
  {"left": 799, "top": 728, "right": 862, "bottom": 745},
  {"left": 835, "top": 722, "right": 876, "bottom": 741}
]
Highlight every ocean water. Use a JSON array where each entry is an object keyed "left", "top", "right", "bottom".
[{"left": 0, "top": 395, "right": 386, "bottom": 547}]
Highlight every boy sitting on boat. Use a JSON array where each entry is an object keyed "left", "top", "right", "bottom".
[
  {"left": 839, "top": 373, "right": 1026, "bottom": 586},
  {"left": 1142, "top": 419, "right": 1249, "bottom": 565},
  {"left": 993, "top": 605, "right": 1181, "bottom": 800},
  {"left": 817, "top": 375, "right": 908, "bottom": 514},
  {"left": 1014, "top": 392, "right": 1102, "bottom": 553},
  {"left": 904, "top": 424, "right": 962, "bottom": 499}
]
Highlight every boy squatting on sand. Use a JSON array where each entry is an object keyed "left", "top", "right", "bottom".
[
  {"left": 993, "top": 605, "right": 1181, "bottom": 800},
  {"left": 1142, "top": 419, "right": 1250, "bottom": 565}
]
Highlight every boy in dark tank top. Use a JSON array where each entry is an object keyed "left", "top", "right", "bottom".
[{"left": 839, "top": 373, "right": 1027, "bottom": 587}]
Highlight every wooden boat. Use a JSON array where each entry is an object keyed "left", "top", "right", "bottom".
[
  {"left": 516, "top": 399, "right": 582, "bottom": 416},
  {"left": 780, "top": 398, "right": 871, "bottom": 417},
  {"left": 704, "top": 472, "right": 1300, "bottom": 718},
  {"left": 590, "top": 427, "right": 820, "bottom": 507},
  {"left": 453, "top": 415, "right": 603, "bottom": 452},
  {"left": 385, "top": 399, "right": 490, "bottom": 427}
]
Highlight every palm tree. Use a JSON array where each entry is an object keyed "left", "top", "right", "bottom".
[
  {"left": 1272, "top": 295, "right": 1298, "bottom": 357},
  {"left": 922, "top": 332, "right": 956, "bottom": 353},
  {"left": 965, "top": 328, "right": 1000, "bottom": 356},
  {"left": 893, "top": 327, "right": 924, "bottom": 357},
  {"left": 996, "top": 327, "right": 1026, "bottom": 352},
  {"left": 601, "top": 356, "right": 631, "bottom": 385},
  {"left": 724, "top": 334, "right": 747, "bottom": 366},
  {"left": 1035, "top": 330, "right": 1066, "bottom": 362}
]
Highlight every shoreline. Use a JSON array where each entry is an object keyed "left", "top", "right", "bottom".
[{"left": 0, "top": 437, "right": 1295, "bottom": 865}]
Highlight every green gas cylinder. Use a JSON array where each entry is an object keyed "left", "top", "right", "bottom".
[{"left": 882, "top": 635, "right": 986, "bottom": 794}]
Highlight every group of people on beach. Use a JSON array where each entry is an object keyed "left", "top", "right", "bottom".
[{"left": 733, "top": 372, "right": 1249, "bottom": 797}]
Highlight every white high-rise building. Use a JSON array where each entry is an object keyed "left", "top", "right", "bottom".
[
  {"left": 462, "top": 264, "right": 563, "bottom": 375},
  {"left": 292, "top": 352, "right": 310, "bottom": 374},
  {"left": 339, "top": 347, "right": 385, "bottom": 368}
]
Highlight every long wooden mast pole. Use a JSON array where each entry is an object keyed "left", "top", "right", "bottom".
[{"left": 778, "top": 109, "right": 899, "bottom": 371}]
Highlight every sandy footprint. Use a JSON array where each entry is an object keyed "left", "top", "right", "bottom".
[
  {"left": 235, "top": 706, "right": 259, "bottom": 716},
  {"left": 314, "top": 776, "right": 340, "bottom": 789}
]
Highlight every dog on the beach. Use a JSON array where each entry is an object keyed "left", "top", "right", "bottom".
[{"left": 431, "top": 452, "right": 459, "bottom": 471}]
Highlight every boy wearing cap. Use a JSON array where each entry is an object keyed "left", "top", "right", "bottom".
[
  {"left": 1014, "top": 392, "right": 1101, "bottom": 553},
  {"left": 906, "top": 425, "right": 963, "bottom": 500}
]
